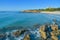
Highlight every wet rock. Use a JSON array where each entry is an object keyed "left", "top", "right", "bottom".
[
  {"left": 0, "top": 34, "right": 6, "bottom": 40},
  {"left": 23, "top": 34, "right": 30, "bottom": 40},
  {"left": 13, "top": 29, "right": 27, "bottom": 37},
  {"left": 50, "top": 24, "right": 60, "bottom": 40},
  {"left": 39, "top": 23, "right": 60, "bottom": 40},
  {"left": 0, "top": 34, "right": 4, "bottom": 38},
  {"left": 51, "top": 30, "right": 60, "bottom": 40},
  {"left": 51, "top": 24, "right": 58, "bottom": 31},
  {"left": 51, "top": 36, "right": 58, "bottom": 40},
  {"left": 39, "top": 25, "right": 47, "bottom": 39}
]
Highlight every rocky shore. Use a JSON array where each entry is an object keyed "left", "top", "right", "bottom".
[
  {"left": 0, "top": 19, "right": 60, "bottom": 40},
  {"left": 22, "top": 10, "right": 40, "bottom": 13}
]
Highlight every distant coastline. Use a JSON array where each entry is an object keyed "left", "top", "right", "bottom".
[{"left": 22, "top": 8, "right": 60, "bottom": 14}]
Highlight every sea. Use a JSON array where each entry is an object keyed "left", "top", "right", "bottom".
[{"left": 0, "top": 11, "right": 60, "bottom": 40}]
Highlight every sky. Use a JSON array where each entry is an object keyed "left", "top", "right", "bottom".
[{"left": 0, "top": 0, "right": 60, "bottom": 11}]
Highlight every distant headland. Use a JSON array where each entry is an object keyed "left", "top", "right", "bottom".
[{"left": 22, "top": 8, "right": 60, "bottom": 14}]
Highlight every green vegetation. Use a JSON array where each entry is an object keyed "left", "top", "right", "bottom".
[
  {"left": 23, "top": 8, "right": 60, "bottom": 12},
  {"left": 41, "top": 8, "right": 60, "bottom": 11}
]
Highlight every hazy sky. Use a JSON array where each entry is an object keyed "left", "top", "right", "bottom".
[{"left": 0, "top": 0, "right": 60, "bottom": 11}]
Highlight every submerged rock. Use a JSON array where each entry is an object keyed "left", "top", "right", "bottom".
[{"left": 0, "top": 34, "right": 6, "bottom": 40}]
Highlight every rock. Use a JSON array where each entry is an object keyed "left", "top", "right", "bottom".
[
  {"left": 0, "top": 34, "right": 4, "bottom": 38},
  {"left": 51, "top": 36, "right": 58, "bottom": 40},
  {"left": 23, "top": 34, "right": 30, "bottom": 40},
  {"left": 39, "top": 23, "right": 60, "bottom": 40},
  {"left": 51, "top": 24, "right": 58, "bottom": 31},
  {"left": 13, "top": 29, "right": 27, "bottom": 37},
  {"left": 50, "top": 24, "right": 60, "bottom": 40},
  {"left": 0, "top": 34, "right": 6, "bottom": 40},
  {"left": 39, "top": 25, "right": 47, "bottom": 39}
]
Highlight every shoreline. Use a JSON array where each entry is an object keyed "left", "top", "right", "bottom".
[
  {"left": 40, "top": 11, "right": 60, "bottom": 14},
  {"left": 22, "top": 11, "right": 60, "bottom": 14}
]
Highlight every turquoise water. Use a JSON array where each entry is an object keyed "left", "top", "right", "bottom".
[
  {"left": 0, "top": 12, "right": 60, "bottom": 28},
  {"left": 0, "top": 12, "right": 60, "bottom": 40}
]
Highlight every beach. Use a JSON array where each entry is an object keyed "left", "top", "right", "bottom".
[{"left": 40, "top": 11, "right": 60, "bottom": 14}]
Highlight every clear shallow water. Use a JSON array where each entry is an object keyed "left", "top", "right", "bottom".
[
  {"left": 0, "top": 12, "right": 60, "bottom": 40},
  {"left": 0, "top": 12, "right": 60, "bottom": 28}
]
